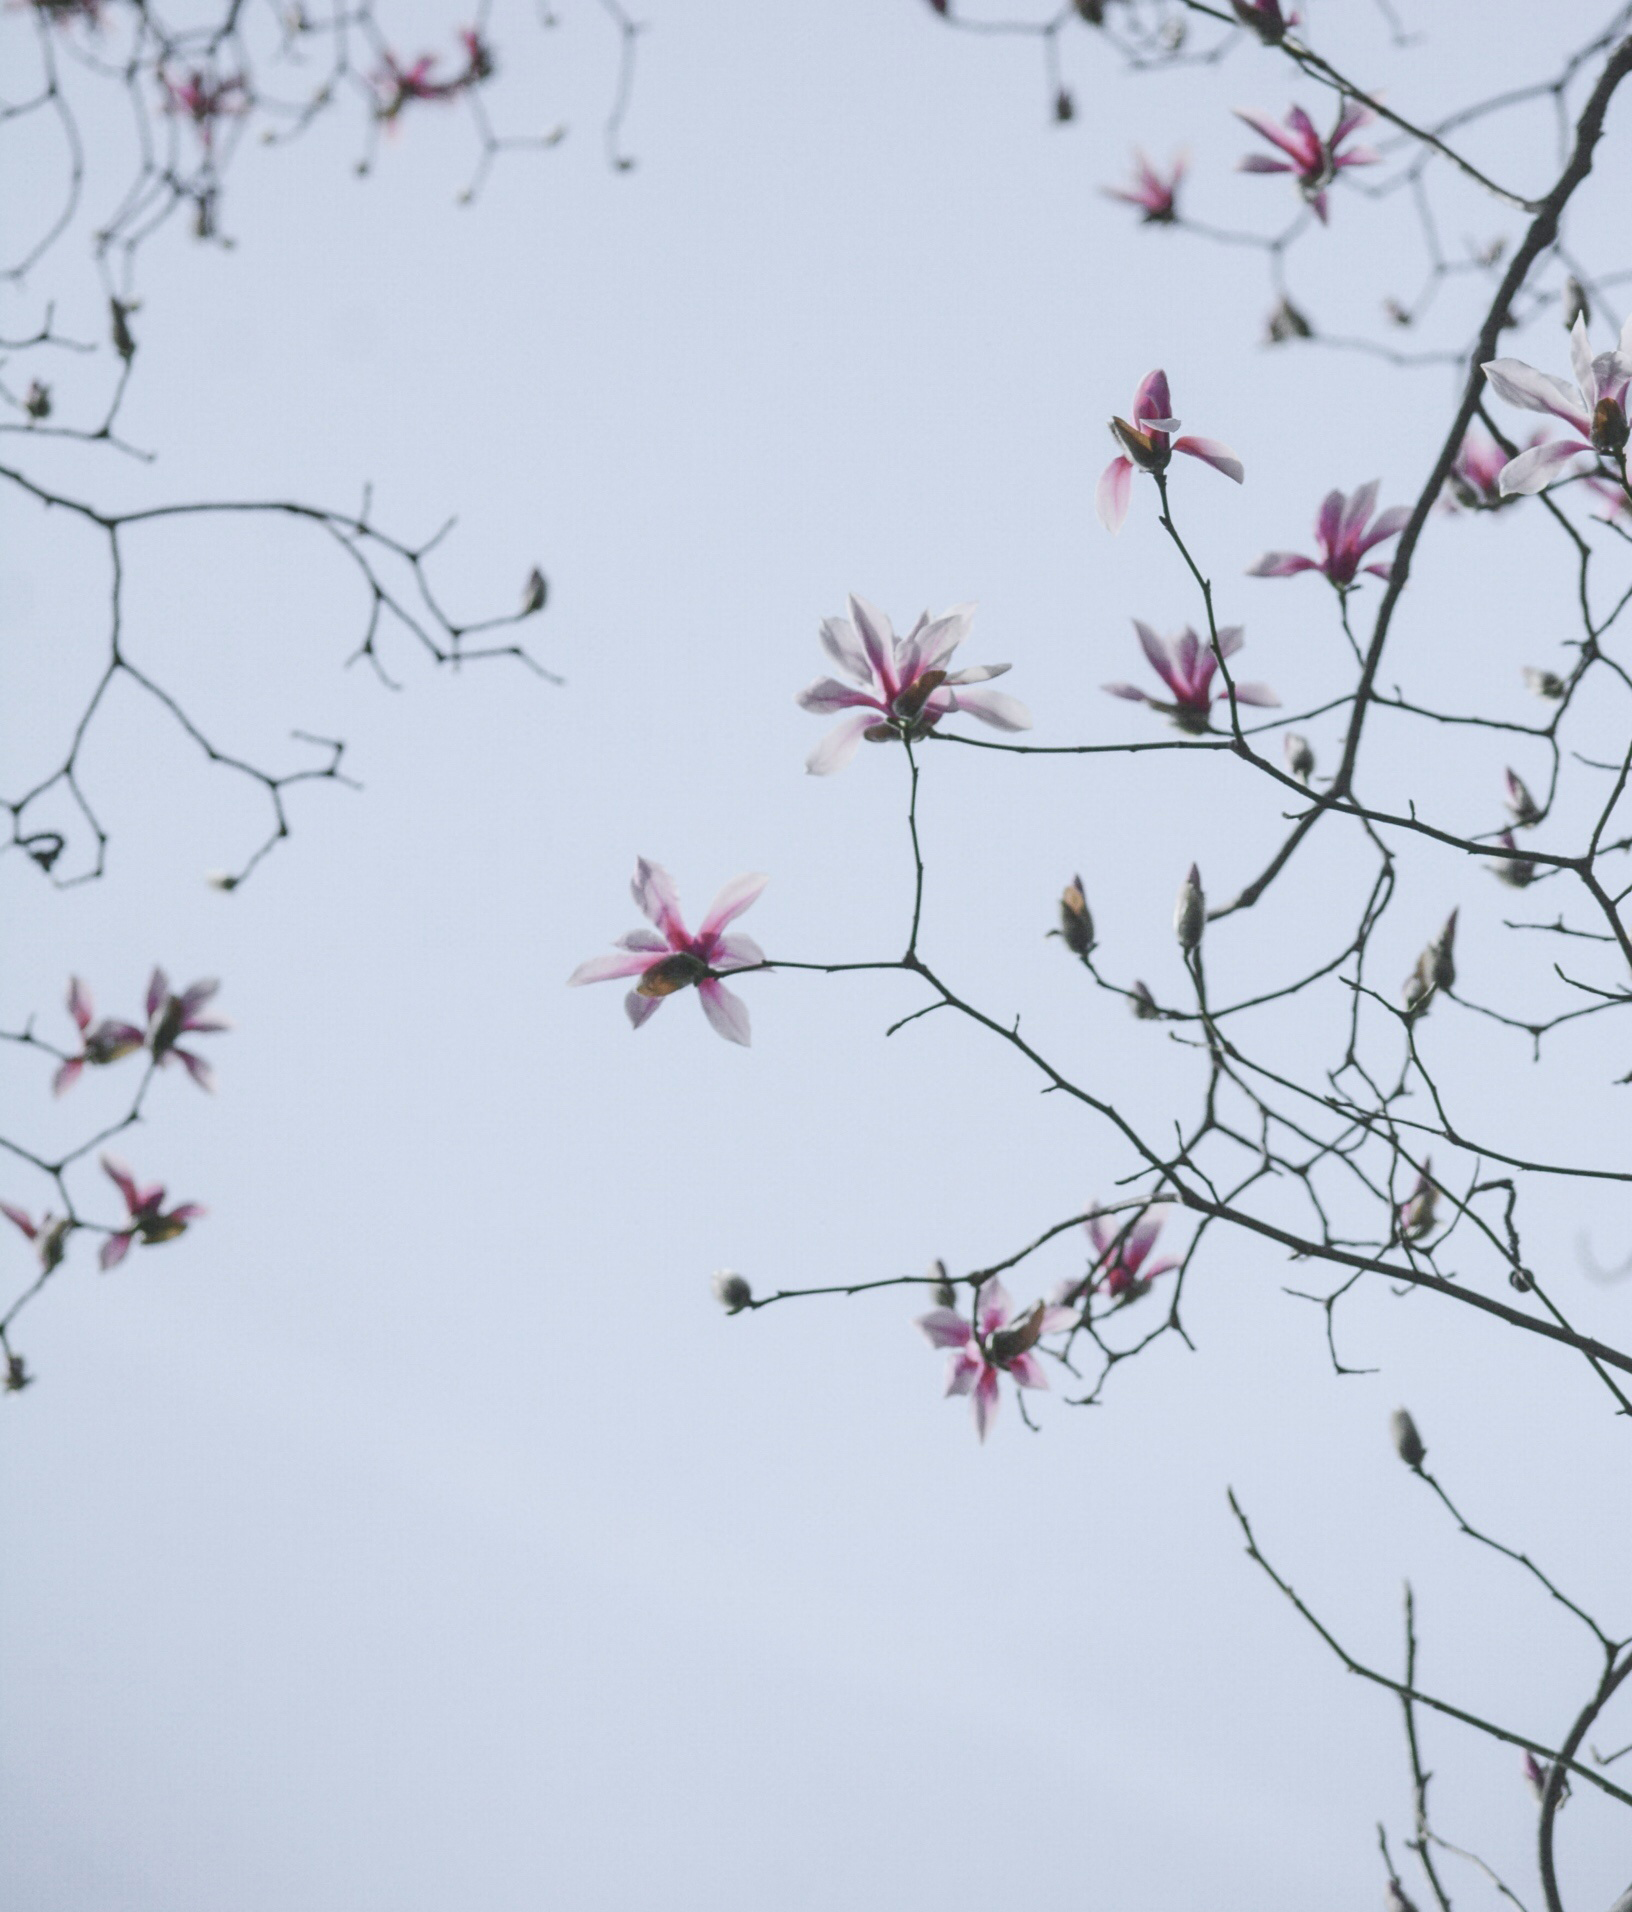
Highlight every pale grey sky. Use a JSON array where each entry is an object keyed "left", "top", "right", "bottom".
[{"left": 4, "top": 2, "right": 1631, "bottom": 1906}]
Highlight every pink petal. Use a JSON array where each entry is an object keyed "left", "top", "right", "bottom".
[
  {"left": 1499, "top": 438, "right": 1590, "bottom": 496},
  {"left": 569, "top": 951, "right": 659, "bottom": 986},
  {"left": 1569, "top": 316, "right": 1597, "bottom": 405},
  {"left": 1039, "top": 1303, "right": 1078, "bottom": 1335},
  {"left": 709, "top": 932, "right": 764, "bottom": 972},
  {"left": 1234, "top": 107, "right": 1305, "bottom": 161},
  {"left": 168, "top": 1203, "right": 207, "bottom": 1224},
  {"left": 1132, "top": 369, "right": 1173, "bottom": 425},
  {"left": 1359, "top": 505, "right": 1410, "bottom": 551},
  {"left": 975, "top": 1276, "right": 1011, "bottom": 1337},
  {"left": 806, "top": 711, "right": 877, "bottom": 776},
  {"left": 52, "top": 1058, "right": 85, "bottom": 1097},
  {"left": 99, "top": 1232, "right": 133, "bottom": 1272},
  {"left": 1102, "top": 684, "right": 1153, "bottom": 703},
  {"left": 697, "top": 978, "right": 751, "bottom": 1046},
  {"left": 1481, "top": 359, "right": 1592, "bottom": 433},
  {"left": 846, "top": 594, "right": 897, "bottom": 694},
  {"left": 1237, "top": 156, "right": 1295, "bottom": 174},
  {"left": 101, "top": 1155, "right": 141, "bottom": 1213},
  {"left": 1309, "top": 189, "right": 1330, "bottom": 224},
  {"left": 1096, "top": 456, "right": 1134, "bottom": 533},
  {"left": 1229, "top": 682, "right": 1280, "bottom": 706},
  {"left": 1009, "top": 1351, "right": 1049, "bottom": 1392},
  {"left": 67, "top": 976, "right": 92, "bottom": 1033},
  {"left": 949, "top": 687, "right": 1032, "bottom": 732},
  {"left": 625, "top": 990, "right": 663, "bottom": 1029},
  {"left": 175, "top": 1048, "right": 216, "bottom": 1092},
  {"left": 1247, "top": 551, "right": 1318, "bottom": 578},
  {"left": 1, "top": 1203, "right": 37, "bottom": 1240},
  {"left": 631, "top": 858, "right": 687, "bottom": 942},
  {"left": 796, "top": 676, "right": 880, "bottom": 715},
  {"left": 917, "top": 1307, "right": 973, "bottom": 1350},
  {"left": 971, "top": 1366, "right": 1000, "bottom": 1440},
  {"left": 1285, "top": 105, "right": 1319, "bottom": 152},
  {"left": 1215, "top": 626, "right": 1245, "bottom": 661},
  {"left": 699, "top": 872, "right": 768, "bottom": 940},
  {"left": 1134, "top": 620, "right": 1178, "bottom": 690},
  {"left": 945, "top": 1348, "right": 982, "bottom": 1397},
  {"left": 1175, "top": 436, "right": 1244, "bottom": 483},
  {"left": 818, "top": 615, "right": 875, "bottom": 686},
  {"left": 940, "top": 661, "right": 1009, "bottom": 688},
  {"left": 615, "top": 929, "right": 669, "bottom": 952},
  {"left": 145, "top": 968, "right": 167, "bottom": 1019}
]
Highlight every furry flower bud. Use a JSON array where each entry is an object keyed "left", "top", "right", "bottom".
[
  {"left": 1056, "top": 876, "right": 1095, "bottom": 957},
  {"left": 1523, "top": 667, "right": 1566, "bottom": 701},
  {"left": 1129, "top": 979, "right": 1159, "bottom": 1020},
  {"left": 522, "top": 567, "right": 547, "bottom": 615},
  {"left": 928, "top": 1258, "right": 956, "bottom": 1309},
  {"left": 1284, "top": 733, "right": 1315, "bottom": 783},
  {"left": 23, "top": 380, "right": 51, "bottom": 420},
  {"left": 1390, "top": 1407, "right": 1426, "bottom": 1469},
  {"left": 711, "top": 1270, "right": 752, "bottom": 1313},
  {"left": 1174, "top": 864, "right": 1205, "bottom": 952},
  {"left": 1504, "top": 768, "right": 1540, "bottom": 827}
]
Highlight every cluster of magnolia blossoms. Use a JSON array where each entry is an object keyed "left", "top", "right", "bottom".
[{"left": 1482, "top": 313, "right": 1632, "bottom": 497}]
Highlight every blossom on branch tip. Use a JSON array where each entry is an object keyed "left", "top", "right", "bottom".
[
  {"left": 1231, "top": 0, "right": 1298, "bottom": 42},
  {"left": 1102, "top": 150, "right": 1185, "bottom": 224},
  {"left": 1082, "top": 1207, "right": 1179, "bottom": 1306},
  {"left": 1504, "top": 769, "right": 1540, "bottom": 827},
  {"left": 1445, "top": 426, "right": 1547, "bottom": 512},
  {"left": 1128, "top": 979, "right": 1160, "bottom": 1019},
  {"left": 24, "top": 380, "right": 51, "bottom": 420},
  {"left": 1235, "top": 100, "right": 1378, "bottom": 224},
  {"left": 1482, "top": 314, "right": 1632, "bottom": 494},
  {"left": 1174, "top": 864, "right": 1205, "bottom": 952},
  {"left": 1402, "top": 911, "right": 1456, "bottom": 1013},
  {"left": 1390, "top": 1407, "right": 1425, "bottom": 1468},
  {"left": 53, "top": 976, "right": 145, "bottom": 1095},
  {"left": 522, "top": 567, "right": 547, "bottom": 615},
  {"left": 158, "top": 66, "right": 248, "bottom": 150},
  {"left": 569, "top": 859, "right": 766, "bottom": 1046},
  {"left": 0, "top": 1205, "right": 71, "bottom": 1273},
  {"left": 99, "top": 1158, "right": 205, "bottom": 1271},
  {"left": 1522, "top": 1750, "right": 1568, "bottom": 1806},
  {"left": 1489, "top": 830, "right": 1536, "bottom": 889},
  {"left": 1247, "top": 481, "right": 1408, "bottom": 588},
  {"left": 1103, "top": 622, "right": 1277, "bottom": 733},
  {"left": 1052, "top": 877, "right": 1095, "bottom": 959},
  {"left": 1264, "top": 296, "right": 1313, "bottom": 346},
  {"left": 1385, "top": 1877, "right": 1423, "bottom": 1912},
  {"left": 4, "top": 1353, "right": 31, "bottom": 1393},
  {"left": 711, "top": 1270, "right": 752, "bottom": 1313},
  {"left": 1096, "top": 369, "right": 1243, "bottom": 534},
  {"left": 1397, "top": 1163, "right": 1439, "bottom": 1243},
  {"left": 1284, "top": 733, "right": 1314, "bottom": 782},
  {"left": 915, "top": 1277, "right": 1074, "bottom": 1440},
  {"left": 1523, "top": 667, "right": 1567, "bottom": 701},
  {"left": 145, "top": 970, "right": 230, "bottom": 1089},
  {"left": 796, "top": 596, "right": 1029, "bottom": 774}
]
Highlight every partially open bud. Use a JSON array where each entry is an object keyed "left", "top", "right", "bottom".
[
  {"left": 1053, "top": 88, "right": 1075, "bottom": 122},
  {"left": 1398, "top": 1166, "right": 1438, "bottom": 1243},
  {"left": 711, "top": 1270, "right": 752, "bottom": 1313},
  {"left": 1231, "top": 0, "right": 1291, "bottom": 45},
  {"left": 522, "top": 567, "right": 547, "bottom": 615},
  {"left": 1490, "top": 830, "right": 1536, "bottom": 888},
  {"left": 1265, "top": 295, "right": 1312, "bottom": 344},
  {"left": 928, "top": 1258, "right": 956, "bottom": 1309},
  {"left": 1129, "top": 979, "right": 1159, "bottom": 1020},
  {"left": 4, "top": 1352, "right": 32, "bottom": 1393},
  {"left": 1430, "top": 911, "right": 1457, "bottom": 991},
  {"left": 1523, "top": 667, "right": 1567, "bottom": 700},
  {"left": 1562, "top": 275, "right": 1591, "bottom": 330},
  {"left": 1174, "top": 864, "right": 1205, "bottom": 952},
  {"left": 23, "top": 380, "right": 51, "bottom": 420},
  {"left": 636, "top": 952, "right": 709, "bottom": 998},
  {"left": 1390, "top": 1407, "right": 1426, "bottom": 1469},
  {"left": 1055, "top": 876, "right": 1095, "bottom": 958},
  {"left": 1504, "top": 768, "right": 1540, "bottom": 826},
  {"left": 1284, "top": 733, "right": 1315, "bottom": 783}
]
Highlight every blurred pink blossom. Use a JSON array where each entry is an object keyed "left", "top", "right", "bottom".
[
  {"left": 99, "top": 1157, "right": 206, "bottom": 1272},
  {"left": 1103, "top": 150, "right": 1185, "bottom": 224},
  {"left": 53, "top": 976, "right": 145, "bottom": 1096},
  {"left": 0, "top": 1203, "right": 71, "bottom": 1273},
  {"left": 796, "top": 596, "right": 1030, "bottom": 774},
  {"left": 1247, "top": 481, "right": 1408, "bottom": 587},
  {"left": 1235, "top": 100, "right": 1379, "bottom": 223},
  {"left": 569, "top": 859, "right": 766, "bottom": 1046},
  {"left": 1097, "top": 369, "right": 1243, "bottom": 534},
  {"left": 146, "top": 970, "right": 230, "bottom": 1089},
  {"left": 1103, "top": 621, "right": 1277, "bottom": 732},
  {"left": 915, "top": 1276, "right": 1075, "bottom": 1440},
  {"left": 1483, "top": 314, "right": 1632, "bottom": 494}
]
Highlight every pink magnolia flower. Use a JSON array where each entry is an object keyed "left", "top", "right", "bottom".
[
  {"left": 569, "top": 859, "right": 766, "bottom": 1046},
  {"left": 145, "top": 969, "right": 230, "bottom": 1089},
  {"left": 1085, "top": 1206, "right": 1180, "bottom": 1302},
  {"left": 53, "top": 976, "right": 145, "bottom": 1096},
  {"left": 158, "top": 67, "right": 248, "bottom": 150},
  {"left": 1235, "top": 101, "right": 1379, "bottom": 224},
  {"left": 374, "top": 28, "right": 492, "bottom": 118},
  {"left": 0, "top": 1203, "right": 71, "bottom": 1273},
  {"left": 1097, "top": 369, "right": 1244, "bottom": 534},
  {"left": 1445, "top": 426, "right": 1548, "bottom": 511},
  {"left": 1103, "top": 150, "right": 1185, "bottom": 224},
  {"left": 1489, "top": 829, "right": 1537, "bottom": 889},
  {"left": 1482, "top": 314, "right": 1632, "bottom": 494},
  {"left": 1231, "top": 0, "right": 1298, "bottom": 42},
  {"left": 1104, "top": 621, "right": 1278, "bottom": 732},
  {"left": 915, "top": 1277, "right": 1075, "bottom": 1440},
  {"left": 1247, "top": 481, "right": 1408, "bottom": 587},
  {"left": 796, "top": 596, "right": 1030, "bottom": 774},
  {"left": 99, "top": 1157, "right": 206, "bottom": 1272}
]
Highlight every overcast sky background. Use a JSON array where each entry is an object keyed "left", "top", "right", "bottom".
[{"left": 4, "top": 1, "right": 1632, "bottom": 1906}]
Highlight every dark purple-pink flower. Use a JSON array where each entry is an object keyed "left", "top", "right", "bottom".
[
  {"left": 1104, "top": 621, "right": 1278, "bottom": 733},
  {"left": 1, "top": 1203, "right": 71, "bottom": 1273},
  {"left": 145, "top": 969, "right": 230, "bottom": 1089},
  {"left": 569, "top": 859, "right": 766, "bottom": 1046},
  {"left": 158, "top": 66, "right": 248, "bottom": 150},
  {"left": 1235, "top": 101, "right": 1379, "bottom": 224},
  {"left": 99, "top": 1157, "right": 206, "bottom": 1272},
  {"left": 1097, "top": 369, "right": 1243, "bottom": 534},
  {"left": 1103, "top": 150, "right": 1185, "bottom": 224},
  {"left": 915, "top": 1277, "right": 1075, "bottom": 1440},
  {"left": 1231, "top": 0, "right": 1298, "bottom": 42},
  {"left": 796, "top": 596, "right": 1030, "bottom": 774},
  {"left": 53, "top": 975, "right": 145, "bottom": 1096},
  {"left": 1073, "top": 1207, "right": 1180, "bottom": 1305},
  {"left": 1247, "top": 481, "right": 1408, "bottom": 588}
]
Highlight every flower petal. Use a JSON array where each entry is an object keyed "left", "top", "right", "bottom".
[
  {"left": 570, "top": 951, "right": 659, "bottom": 986},
  {"left": 975, "top": 1277, "right": 1011, "bottom": 1337},
  {"left": 699, "top": 872, "right": 768, "bottom": 939},
  {"left": 99, "top": 1231, "right": 132, "bottom": 1272},
  {"left": 1482, "top": 359, "right": 1592, "bottom": 432},
  {"left": 615, "top": 929, "right": 670, "bottom": 952},
  {"left": 1228, "top": 682, "right": 1280, "bottom": 707},
  {"left": 101, "top": 1155, "right": 142, "bottom": 1214},
  {"left": 949, "top": 687, "right": 1032, "bottom": 732},
  {"left": 631, "top": 858, "right": 687, "bottom": 941},
  {"left": 1499, "top": 438, "right": 1590, "bottom": 496},
  {"left": 624, "top": 989, "right": 663, "bottom": 1029},
  {"left": 1009, "top": 1351, "right": 1049, "bottom": 1392},
  {"left": 818, "top": 615, "right": 874, "bottom": 686},
  {"left": 796, "top": 676, "right": 880, "bottom": 715},
  {"left": 52, "top": 1058, "right": 85, "bottom": 1097},
  {"left": 697, "top": 978, "right": 751, "bottom": 1046},
  {"left": 1174, "top": 436, "right": 1244, "bottom": 483},
  {"left": 971, "top": 1365, "right": 1000, "bottom": 1440},
  {"left": 1132, "top": 369, "right": 1173, "bottom": 426},
  {"left": 709, "top": 932, "right": 764, "bottom": 972},
  {"left": 1, "top": 1203, "right": 37, "bottom": 1240},
  {"left": 1247, "top": 551, "right": 1318, "bottom": 578},
  {"left": 1234, "top": 107, "right": 1306, "bottom": 161},
  {"left": 67, "top": 976, "right": 92, "bottom": 1033},
  {"left": 145, "top": 969, "right": 168, "bottom": 1020},
  {"left": 917, "top": 1307, "right": 973, "bottom": 1350},
  {"left": 1096, "top": 456, "right": 1133, "bottom": 533},
  {"left": 846, "top": 594, "right": 896, "bottom": 694},
  {"left": 806, "top": 711, "right": 877, "bottom": 776},
  {"left": 1237, "top": 155, "right": 1295, "bottom": 174}
]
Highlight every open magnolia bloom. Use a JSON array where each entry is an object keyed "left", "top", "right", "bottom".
[
  {"left": 1053, "top": 1206, "right": 1181, "bottom": 1314},
  {"left": 1103, "top": 621, "right": 1278, "bottom": 733},
  {"left": 1482, "top": 313, "right": 1632, "bottom": 495},
  {"left": 53, "top": 975, "right": 145, "bottom": 1096},
  {"left": 796, "top": 595, "right": 1030, "bottom": 774},
  {"left": 1234, "top": 100, "right": 1379, "bottom": 224},
  {"left": 145, "top": 969, "right": 231, "bottom": 1090},
  {"left": 569, "top": 858, "right": 766, "bottom": 1046},
  {"left": 1247, "top": 481, "right": 1408, "bottom": 587},
  {"left": 915, "top": 1276, "right": 1076, "bottom": 1441},
  {"left": 99, "top": 1157, "right": 206, "bottom": 1271},
  {"left": 1102, "top": 149, "right": 1185, "bottom": 224},
  {"left": 1096, "top": 369, "right": 1243, "bottom": 534}
]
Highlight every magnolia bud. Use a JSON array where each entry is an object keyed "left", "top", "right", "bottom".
[
  {"left": 1056, "top": 876, "right": 1095, "bottom": 957},
  {"left": 1385, "top": 1881, "right": 1421, "bottom": 1912},
  {"left": 1129, "top": 979, "right": 1159, "bottom": 1020},
  {"left": 1053, "top": 88, "right": 1075, "bottom": 122},
  {"left": 1523, "top": 667, "right": 1567, "bottom": 700},
  {"left": 3, "top": 1352, "right": 32, "bottom": 1393},
  {"left": 205, "top": 870, "right": 239, "bottom": 891},
  {"left": 1430, "top": 911, "right": 1457, "bottom": 992},
  {"left": 1390, "top": 1408, "right": 1426, "bottom": 1469},
  {"left": 928, "top": 1258, "right": 956, "bottom": 1309},
  {"left": 522, "top": 567, "right": 547, "bottom": 615},
  {"left": 1265, "top": 295, "right": 1312, "bottom": 344},
  {"left": 1504, "top": 768, "right": 1540, "bottom": 826},
  {"left": 1174, "top": 864, "right": 1205, "bottom": 952},
  {"left": 1284, "top": 733, "right": 1315, "bottom": 782},
  {"left": 23, "top": 380, "right": 51, "bottom": 420},
  {"left": 711, "top": 1270, "right": 752, "bottom": 1313},
  {"left": 1490, "top": 830, "right": 1536, "bottom": 888},
  {"left": 110, "top": 298, "right": 137, "bottom": 361},
  {"left": 1561, "top": 274, "right": 1591, "bottom": 330}
]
